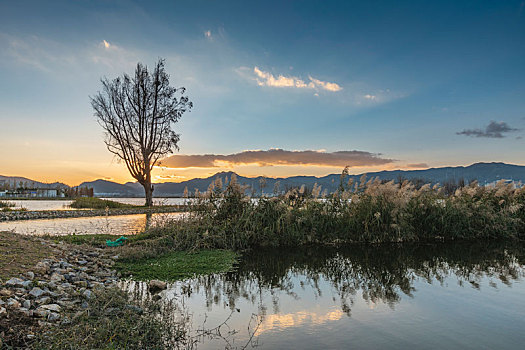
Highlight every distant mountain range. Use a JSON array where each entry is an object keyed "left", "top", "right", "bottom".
[
  {"left": 76, "top": 162, "right": 525, "bottom": 197},
  {"left": 3, "top": 162, "right": 523, "bottom": 197},
  {"left": 0, "top": 175, "right": 68, "bottom": 189}
]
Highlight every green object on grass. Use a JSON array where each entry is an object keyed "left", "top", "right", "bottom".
[{"left": 106, "top": 236, "right": 128, "bottom": 247}]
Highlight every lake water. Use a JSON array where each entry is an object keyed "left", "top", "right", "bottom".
[
  {"left": 125, "top": 243, "right": 525, "bottom": 349},
  {"left": 7, "top": 197, "right": 187, "bottom": 211},
  {"left": 0, "top": 212, "right": 184, "bottom": 235}
]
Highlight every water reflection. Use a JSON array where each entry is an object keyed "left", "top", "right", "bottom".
[
  {"left": 6, "top": 197, "right": 187, "bottom": 211},
  {"left": 0, "top": 212, "right": 183, "bottom": 235},
  {"left": 125, "top": 242, "right": 525, "bottom": 349}
]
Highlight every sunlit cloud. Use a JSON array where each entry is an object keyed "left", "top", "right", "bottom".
[
  {"left": 252, "top": 67, "right": 342, "bottom": 92},
  {"left": 405, "top": 163, "right": 429, "bottom": 168},
  {"left": 161, "top": 148, "right": 394, "bottom": 168},
  {"left": 204, "top": 30, "right": 212, "bottom": 40},
  {"left": 102, "top": 39, "right": 111, "bottom": 49},
  {"left": 364, "top": 94, "right": 376, "bottom": 100}
]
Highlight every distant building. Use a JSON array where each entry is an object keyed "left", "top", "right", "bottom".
[{"left": 3, "top": 188, "right": 66, "bottom": 198}]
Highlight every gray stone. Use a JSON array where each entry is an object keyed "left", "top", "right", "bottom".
[
  {"left": 5, "top": 277, "right": 25, "bottom": 287},
  {"left": 0, "top": 307, "right": 6, "bottom": 315},
  {"left": 29, "top": 287, "right": 45, "bottom": 298},
  {"left": 36, "top": 296, "right": 51, "bottom": 305},
  {"left": 7, "top": 298, "right": 20, "bottom": 308},
  {"left": 40, "top": 304, "right": 61, "bottom": 312},
  {"left": 81, "top": 301, "right": 89, "bottom": 309},
  {"left": 82, "top": 289, "right": 93, "bottom": 299},
  {"left": 26, "top": 271, "right": 35, "bottom": 280},
  {"left": 23, "top": 300, "right": 31, "bottom": 309},
  {"left": 50, "top": 273, "right": 64, "bottom": 282},
  {"left": 77, "top": 260, "right": 88, "bottom": 265},
  {"left": 21, "top": 280, "right": 32, "bottom": 289},
  {"left": 47, "top": 312, "right": 61, "bottom": 321}
]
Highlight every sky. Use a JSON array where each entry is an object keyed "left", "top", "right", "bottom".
[{"left": 0, "top": 0, "right": 524, "bottom": 186}]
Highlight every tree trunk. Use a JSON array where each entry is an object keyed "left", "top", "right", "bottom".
[{"left": 143, "top": 179, "right": 154, "bottom": 207}]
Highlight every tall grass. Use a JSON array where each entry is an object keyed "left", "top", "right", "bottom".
[{"left": 122, "top": 173, "right": 525, "bottom": 258}]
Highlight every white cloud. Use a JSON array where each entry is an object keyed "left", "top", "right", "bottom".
[
  {"left": 252, "top": 67, "right": 342, "bottom": 92},
  {"left": 364, "top": 94, "right": 376, "bottom": 100},
  {"left": 204, "top": 30, "right": 212, "bottom": 40},
  {"left": 102, "top": 40, "right": 111, "bottom": 49}
]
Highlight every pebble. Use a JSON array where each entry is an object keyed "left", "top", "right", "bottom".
[
  {"left": 148, "top": 280, "right": 167, "bottom": 293},
  {"left": 29, "top": 287, "right": 46, "bottom": 298}
]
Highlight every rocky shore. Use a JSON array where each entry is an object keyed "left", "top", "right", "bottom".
[
  {"left": 0, "top": 206, "right": 184, "bottom": 222},
  {"left": 0, "top": 233, "right": 170, "bottom": 348},
  {"left": 0, "top": 239, "right": 120, "bottom": 335}
]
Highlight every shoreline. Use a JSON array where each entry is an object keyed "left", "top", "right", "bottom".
[{"left": 0, "top": 206, "right": 185, "bottom": 222}]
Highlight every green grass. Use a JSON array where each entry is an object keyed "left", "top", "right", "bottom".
[
  {"left": 69, "top": 197, "right": 135, "bottom": 209},
  {"left": 116, "top": 250, "right": 238, "bottom": 281}
]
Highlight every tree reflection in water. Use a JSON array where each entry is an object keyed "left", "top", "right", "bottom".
[
  {"left": 124, "top": 241, "right": 525, "bottom": 348},
  {"left": 179, "top": 241, "right": 524, "bottom": 316}
]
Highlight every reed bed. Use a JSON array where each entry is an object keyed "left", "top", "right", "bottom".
[{"left": 122, "top": 171, "right": 525, "bottom": 258}]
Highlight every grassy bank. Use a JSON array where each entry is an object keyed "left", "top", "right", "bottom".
[
  {"left": 69, "top": 197, "right": 135, "bottom": 209},
  {"left": 116, "top": 250, "right": 238, "bottom": 281}
]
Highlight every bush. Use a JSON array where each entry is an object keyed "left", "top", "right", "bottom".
[{"left": 69, "top": 197, "right": 134, "bottom": 209}]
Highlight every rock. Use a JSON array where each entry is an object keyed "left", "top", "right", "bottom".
[
  {"left": 50, "top": 273, "right": 64, "bottom": 282},
  {"left": 36, "top": 296, "right": 51, "bottom": 305},
  {"left": 77, "top": 260, "right": 88, "bottom": 265},
  {"left": 5, "top": 277, "right": 25, "bottom": 287},
  {"left": 29, "top": 287, "right": 46, "bottom": 298},
  {"left": 21, "top": 280, "right": 32, "bottom": 289},
  {"left": 34, "top": 262, "right": 50, "bottom": 274},
  {"left": 7, "top": 298, "right": 20, "bottom": 308},
  {"left": 40, "top": 304, "right": 61, "bottom": 312},
  {"left": 26, "top": 271, "right": 35, "bottom": 280},
  {"left": 0, "top": 289, "right": 12, "bottom": 297},
  {"left": 23, "top": 300, "right": 31, "bottom": 309},
  {"left": 34, "top": 308, "right": 49, "bottom": 318},
  {"left": 81, "top": 301, "right": 89, "bottom": 309},
  {"left": 74, "top": 281, "right": 88, "bottom": 288},
  {"left": 47, "top": 312, "right": 61, "bottom": 322},
  {"left": 148, "top": 280, "right": 167, "bottom": 293},
  {"left": 83, "top": 289, "right": 94, "bottom": 299},
  {"left": 0, "top": 307, "right": 6, "bottom": 315}
]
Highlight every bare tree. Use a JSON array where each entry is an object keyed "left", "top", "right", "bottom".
[{"left": 90, "top": 59, "right": 192, "bottom": 206}]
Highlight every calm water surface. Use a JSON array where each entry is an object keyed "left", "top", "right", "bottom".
[
  {"left": 125, "top": 243, "right": 525, "bottom": 349},
  {"left": 8, "top": 197, "right": 186, "bottom": 211},
  {"left": 0, "top": 212, "right": 183, "bottom": 235}
]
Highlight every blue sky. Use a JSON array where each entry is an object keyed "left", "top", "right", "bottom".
[{"left": 0, "top": 0, "right": 524, "bottom": 184}]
